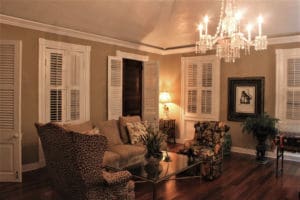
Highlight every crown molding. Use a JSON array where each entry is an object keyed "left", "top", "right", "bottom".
[
  {"left": 268, "top": 35, "right": 300, "bottom": 45},
  {"left": 1, "top": 14, "right": 299, "bottom": 56},
  {"left": 0, "top": 14, "right": 163, "bottom": 55}
]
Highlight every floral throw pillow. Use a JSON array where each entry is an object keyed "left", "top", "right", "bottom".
[{"left": 126, "top": 122, "right": 148, "bottom": 144}]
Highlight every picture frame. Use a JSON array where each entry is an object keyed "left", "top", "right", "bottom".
[{"left": 228, "top": 77, "right": 264, "bottom": 121}]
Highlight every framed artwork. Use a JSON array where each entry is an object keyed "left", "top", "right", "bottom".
[{"left": 228, "top": 77, "right": 264, "bottom": 121}]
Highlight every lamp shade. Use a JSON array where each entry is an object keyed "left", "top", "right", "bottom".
[{"left": 159, "top": 92, "right": 171, "bottom": 103}]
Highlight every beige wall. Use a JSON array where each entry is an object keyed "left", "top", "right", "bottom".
[
  {"left": 161, "top": 43, "right": 300, "bottom": 149},
  {"left": 1, "top": 23, "right": 299, "bottom": 164},
  {"left": 0, "top": 23, "right": 161, "bottom": 164}
]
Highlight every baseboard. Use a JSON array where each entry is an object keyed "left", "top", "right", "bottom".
[
  {"left": 22, "top": 162, "right": 42, "bottom": 172},
  {"left": 231, "top": 146, "right": 300, "bottom": 162}
]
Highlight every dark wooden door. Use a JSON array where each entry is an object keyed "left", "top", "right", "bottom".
[{"left": 123, "top": 59, "right": 143, "bottom": 117}]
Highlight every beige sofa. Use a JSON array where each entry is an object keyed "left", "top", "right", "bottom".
[{"left": 64, "top": 116, "right": 146, "bottom": 169}]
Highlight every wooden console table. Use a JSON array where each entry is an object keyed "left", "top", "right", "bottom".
[
  {"left": 159, "top": 119, "right": 176, "bottom": 144},
  {"left": 274, "top": 133, "right": 300, "bottom": 177}
]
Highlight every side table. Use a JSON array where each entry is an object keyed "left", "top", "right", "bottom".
[{"left": 159, "top": 119, "right": 176, "bottom": 144}]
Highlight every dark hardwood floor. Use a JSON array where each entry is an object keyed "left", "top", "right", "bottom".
[{"left": 1, "top": 144, "right": 300, "bottom": 200}]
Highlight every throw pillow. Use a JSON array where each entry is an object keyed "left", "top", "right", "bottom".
[
  {"left": 82, "top": 127, "right": 100, "bottom": 135},
  {"left": 63, "top": 121, "right": 94, "bottom": 133},
  {"left": 119, "top": 116, "right": 141, "bottom": 144},
  {"left": 98, "top": 119, "right": 123, "bottom": 148},
  {"left": 126, "top": 122, "right": 147, "bottom": 145}
]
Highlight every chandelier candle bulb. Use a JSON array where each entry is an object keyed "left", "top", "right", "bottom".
[
  {"left": 258, "top": 16, "right": 263, "bottom": 37},
  {"left": 247, "top": 24, "right": 252, "bottom": 41},
  {"left": 198, "top": 24, "right": 203, "bottom": 38},
  {"left": 235, "top": 11, "right": 242, "bottom": 32},
  {"left": 204, "top": 16, "right": 209, "bottom": 35}
]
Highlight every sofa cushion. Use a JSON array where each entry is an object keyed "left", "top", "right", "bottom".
[
  {"left": 119, "top": 116, "right": 141, "bottom": 144},
  {"left": 109, "top": 145, "right": 145, "bottom": 169},
  {"left": 126, "top": 122, "right": 147, "bottom": 145},
  {"left": 103, "top": 151, "right": 121, "bottom": 169},
  {"left": 98, "top": 119, "right": 123, "bottom": 147},
  {"left": 63, "top": 121, "right": 94, "bottom": 133}
]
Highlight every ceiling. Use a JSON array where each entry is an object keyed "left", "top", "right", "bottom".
[{"left": 1, "top": 0, "right": 300, "bottom": 49}]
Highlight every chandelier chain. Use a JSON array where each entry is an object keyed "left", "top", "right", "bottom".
[{"left": 214, "top": 0, "right": 225, "bottom": 39}]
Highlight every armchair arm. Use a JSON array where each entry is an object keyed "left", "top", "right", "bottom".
[{"left": 102, "top": 170, "right": 132, "bottom": 186}]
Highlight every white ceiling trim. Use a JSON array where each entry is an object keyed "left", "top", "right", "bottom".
[
  {"left": 0, "top": 14, "right": 163, "bottom": 55},
  {"left": 1, "top": 14, "right": 299, "bottom": 56},
  {"left": 116, "top": 50, "right": 149, "bottom": 62}
]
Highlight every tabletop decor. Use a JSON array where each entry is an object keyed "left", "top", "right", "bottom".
[{"left": 141, "top": 126, "right": 167, "bottom": 162}]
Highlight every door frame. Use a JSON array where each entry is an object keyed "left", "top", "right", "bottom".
[{"left": 0, "top": 40, "right": 22, "bottom": 182}]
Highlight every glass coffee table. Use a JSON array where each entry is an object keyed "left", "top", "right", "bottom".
[{"left": 128, "top": 151, "right": 202, "bottom": 200}]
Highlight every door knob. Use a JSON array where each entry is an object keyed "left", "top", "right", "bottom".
[{"left": 12, "top": 134, "right": 19, "bottom": 139}]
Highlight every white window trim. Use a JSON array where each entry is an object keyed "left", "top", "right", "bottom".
[
  {"left": 275, "top": 48, "right": 300, "bottom": 133},
  {"left": 181, "top": 55, "right": 221, "bottom": 120},
  {"left": 116, "top": 50, "right": 149, "bottom": 62},
  {"left": 38, "top": 38, "right": 91, "bottom": 123},
  {"left": 180, "top": 55, "right": 220, "bottom": 141}
]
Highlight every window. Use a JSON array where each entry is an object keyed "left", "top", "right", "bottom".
[
  {"left": 180, "top": 55, "right": 220, "bottom": 141},
  {"left": 275, "top": 48, "right": 300, "bottom": 133},
  {"left": 182, "top": 56, "right": 220, "bottom": 120},
  {"left": 39, "top": 39, "right": 91, "bottom": 123}
]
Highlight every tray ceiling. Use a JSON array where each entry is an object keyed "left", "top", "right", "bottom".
[{"left": 1, "top": 0, "right": 300, "bottom": 49}]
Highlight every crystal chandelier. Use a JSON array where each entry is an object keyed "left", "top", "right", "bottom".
[{"left": 195, "top": 0, "right": 268, "bottom": 63}]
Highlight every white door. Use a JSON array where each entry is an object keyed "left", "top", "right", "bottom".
[
  {"left": 0, "top": 40, "right": 22, "bottom": 182},
  {"left": 143, "top": 61, "right": 159, "bottom": 131}
]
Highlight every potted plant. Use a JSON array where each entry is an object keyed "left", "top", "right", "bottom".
[
  {"left": 241, "top": 113, "right": 279, "bottom": 164},
  {"left": 141, "top": 126, "right": 166, "bottom": 161}
]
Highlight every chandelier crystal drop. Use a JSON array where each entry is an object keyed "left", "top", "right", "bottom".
[{"left": 195, "top": 0, "right": 268, "bottom": 63}]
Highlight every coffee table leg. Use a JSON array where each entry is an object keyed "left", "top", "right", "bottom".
[{"left": 152, "top": 183, "right": 157, "bottom": 200}]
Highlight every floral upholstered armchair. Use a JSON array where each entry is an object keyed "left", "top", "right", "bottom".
[
  {"left": 193, "top": 121, "right": 230, "bottom": 180},
  {"left": 35, "top": 122, "right": 135, "bottom": 200}
]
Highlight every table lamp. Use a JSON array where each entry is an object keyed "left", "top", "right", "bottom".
[{"left": 159, "top": 92, "right": 171, "bottom": 119}]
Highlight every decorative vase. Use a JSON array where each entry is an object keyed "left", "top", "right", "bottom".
[
  {"left": 144, "top": 160, "right": 162, "bottom": 179},
  {"left": 256, "top": 133, "right": 268, "bottom": 164},
  {"left": 144, "top": 151, "right": 163, "bottom": 161}
]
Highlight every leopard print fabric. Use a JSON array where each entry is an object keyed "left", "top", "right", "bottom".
[{"left": 35, "top": 122, "right": 135, "bottom": 200}]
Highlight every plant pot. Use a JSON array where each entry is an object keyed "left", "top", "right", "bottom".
[
  {"left": 256, "top": 133, "right": 268, "bottom": 164},
  {"left": 145, "top": 151, "right": 163, "bottom": 161},
  {"left": 144, "top": 158, "right": 163, "bottom": 179}
]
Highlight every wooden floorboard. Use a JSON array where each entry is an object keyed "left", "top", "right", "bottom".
[{"left": 1, "top": 145, "right": 300, "bottom": 200}]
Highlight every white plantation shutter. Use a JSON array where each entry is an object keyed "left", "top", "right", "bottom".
[
  {"left": 0, "top": 41, "right": 21, "bottom": 131},
  {"left": 46, "top": 49, "right": 66, "bottom": 122},
  {"left": 68, "top": 52, "right": 83, "bottom": 121},
  {"left": 286, "top": 58, "right": 300, "bottom": 120},
  {"left": 186, "top": 64, "right": 198, "bottom": 114},
  {"left": 108, "top": 56, "right": 123, "bottom": 120},
  {"left": 200, "top": 63, "right": 213, "bottom": 115},
  {"left": 143, "top": 61, "right": 159, "bottom": 130},
  {"left": 44, "top": 47, "right": 88, "bottom": 123},
  {"left": 0, "top": 44, "right": 15, "bottom": 129},
  {"left": 182, "top": 56, "right": 220, "bottom": 120},
  {"left": 0, "top": 40, "right": 22, "bottom": 182},
  {"left": 276, "top": 48, "right": 300, "bottom": 133}
]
